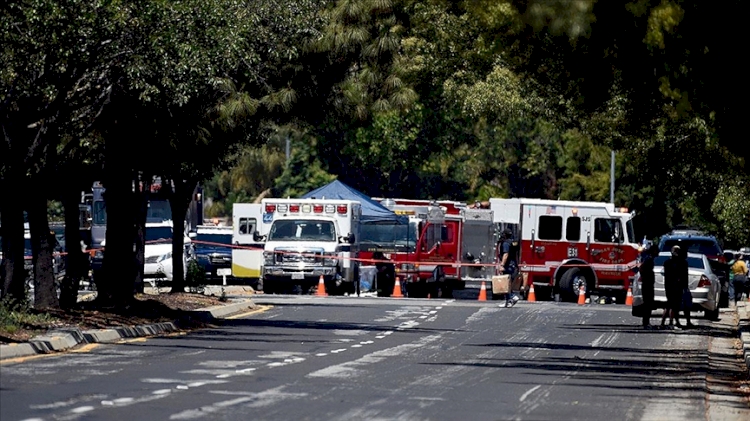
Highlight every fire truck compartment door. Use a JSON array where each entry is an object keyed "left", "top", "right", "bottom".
[{"left": 521, "top": 204, "right": 541, "bottom": 268}]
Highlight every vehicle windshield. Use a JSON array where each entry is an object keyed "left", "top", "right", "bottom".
[
  {"left": 93, "top": 200, "right": 107, "bottom": 225},
  {"left": 654, "top": 255, "right": 705, "bottom": 269},
  {"left": 268, "top": 220, "right": 336, "bottom": 242},
  {"left": 360, "top": 221, "right": 418, "bottom": 252},
  {"left": 195, "top": 233, "right": 232, "bottom": 246},
  {"left": 146, "top": 226, "right": 173, "bottom": 242},
  {"left": 626, "top": 219, "right": 635, "bottom": 243},
  {"left": 660, "top": 239, "right": 722, "bottom": 257},
  {"left": 147, "top": 200, "right": 172, "bottom": 221}
]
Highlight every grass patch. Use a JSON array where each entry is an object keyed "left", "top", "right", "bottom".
[{"left": 0, "top": 298, "right": 53, "bottom": 341}]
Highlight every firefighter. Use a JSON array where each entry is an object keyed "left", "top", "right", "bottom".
[
  {"left": 373, "top": 251, "right": 395, "bottom": 297},
  {"left": 498, "top": 229, "right": 520, "bottom": 307}
]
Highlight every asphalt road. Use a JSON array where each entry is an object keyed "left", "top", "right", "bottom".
[{"left": 2, "top": 297, "right": 749, "bottom": 421}]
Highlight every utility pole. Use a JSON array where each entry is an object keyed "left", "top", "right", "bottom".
[
  {"left": 610, "top": 150, "right": 615, "bottom": 204},
  {"left": 285, "top": 135, "right": 291, "bottom": 167}
]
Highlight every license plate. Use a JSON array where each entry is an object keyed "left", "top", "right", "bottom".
[
  {"left": 216, "top": 268, "right": 232, "bottom": 276},
  {"left": 291, "top": 273, "right": 304, "bottom": 280}
]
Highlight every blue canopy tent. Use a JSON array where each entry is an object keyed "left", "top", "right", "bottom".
[{"left": 301, "top": 180, "right": 407, "bottom": 224}]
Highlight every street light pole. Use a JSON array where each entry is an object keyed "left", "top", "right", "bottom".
[
  {"left": 285, "top": 135, "right": 290, "bottom": 167},
  {"left": 610, "top": 149, "right": 615, "bottom": 204}
]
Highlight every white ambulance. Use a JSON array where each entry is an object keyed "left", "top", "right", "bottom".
[
  {"left": 231, "top": 203, "right": 270, "bottom": 289},
  {"left": 259, "top": 198, "right": 361, "bottom": 295}
]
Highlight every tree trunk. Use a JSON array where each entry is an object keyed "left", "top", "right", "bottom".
[
  {"left": 99, "top": 169, "right": 137, "bottom": 308},
  {"left": 28, "top": 194, "right": 59, "bottom": 309},
  {"left": 0, "top": 193, "right": 28, "bottom": 303},
  {"left": 169, "top": 179, "right": 195, "bottom": 293},
  {"left": 59, "top": 190, "right": 85, "bottom": 309},
  {"left": 133, "top": 177, "right": 150, "bottom": 294}
]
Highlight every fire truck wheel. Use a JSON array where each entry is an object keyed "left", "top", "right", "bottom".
[{"left": 559, "top": 268, "right": 591, "bottom": 302}]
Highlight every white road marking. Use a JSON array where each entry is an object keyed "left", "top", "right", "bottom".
[
  {"left": 429, "top": 310, "right": 438, "bottom": 314},
  {"left": 384, "top": 331, "right": 393, "bottom": 335},
  {"left": 176, "top": 385, "right": 189, "bottom": 390},
  {"left": 331, "top": 348, "right": 347, "bottom": 353},
  {"left": 267, "top": 362, "right": 285, "bottom": 367},
  {"left": 315, "top": 353, "right": 327, "bottom": 357},
  {"left": 70, "top": 406, "right": 95, "bottom": 413},
  {"left": 360, "top": 341, "right": 374, "bottom": 345},
  {"left": 101, "top": 401, "right": 114, "bottom": 406},
  {"left": 113, "top": 398, "right": 134, "bottom": 404},
  {"left": 236, "top": 368, "right": 256, "bottom": 373},
  {"left": 375, "top": 336, "right": 386, "bottom": 339},
  {"left": 142, "top": 378, "right": 189, "bottom": 384},
  {"left": 19, "top": 419, "right": 44, "bottom": 421},
  {"left": 351, "top": 344, "right": 362, "bottom": 348},
  {"left": 419, "top": 315, "right": 428, "bottom": 319},
  {"left": 153, "top": 389, "right": 172, "bottom": 395},
  {"left": 435, "top": 306, "right": 443, "bottom": 309},
  {"left": 308, "top": 335, "right": 442, "bottom": 379},
  {"left": 519, "top": 385, "right": 541, "bottom": 402},
  {"left": 333, "top": 329, "right": 369, "bottom": 336},
  {"left": 216, "top": 374, "right": 230, "bottom": 378},
  {"left": 170, "top": 387, "right": 307, "bottom": 419}
]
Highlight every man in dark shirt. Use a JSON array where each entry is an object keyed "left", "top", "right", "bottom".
[
  {"left": 639, "top": 245, "right": 659, "bottom": 329},
  {"left": 498, "top": 229, "right": 519, "bottom": 307},
  {"left": 661, "top": 245, "right": 694, "bottom": 329}
]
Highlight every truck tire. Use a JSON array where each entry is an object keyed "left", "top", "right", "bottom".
[{"left": 559, "top": 268, "right": 589, "bottom": 303}]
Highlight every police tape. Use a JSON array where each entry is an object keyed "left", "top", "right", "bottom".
[
  {"left": 189, "top": 239, "right": 640, "bottom": 272},
  {"left": 17, "top": 238, "right": 638, "bottom": 273}
]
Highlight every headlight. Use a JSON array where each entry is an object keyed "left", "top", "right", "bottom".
[
  {"left": 157, "top": 252, "right": 172, "bottom": 263},
  {"left": 264, "top": 251, "right": 275, "bottom": 265}
]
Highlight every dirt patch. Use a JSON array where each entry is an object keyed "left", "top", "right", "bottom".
[{"left": 0, "top": 293, "right": 226, "bottom": 344}]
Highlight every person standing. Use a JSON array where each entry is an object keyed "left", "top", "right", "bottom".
[
  {"left": 498, "top": 229, "right": 519, "bottom": 307},
  {"left": 676, "top": 246, "right": 695, "bottom": 328},
  {"left": 731, "top": 253, "right": 748, "bottom": 302},
  {"left": 661, "top": 245, "right": 683, "bottom": 329},
  {"left": 639, "top": 245, "right": 659, "bottom": 329}
]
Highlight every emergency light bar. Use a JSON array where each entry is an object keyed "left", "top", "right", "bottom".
[{"left": 265, "top": 202, "right": 348, "bottom": 215}]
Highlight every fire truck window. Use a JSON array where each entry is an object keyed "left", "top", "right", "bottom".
[
  {"left": 594, "top": 218, "right": 623, "bottom": 243},
  {"left": 538, "top": 215, "right": 563, "bottom": 240},
  {"left": 441, "top": 225, "right": 454, "bottom": 242},
  {"left": 566, "top": 217, "right": 581, "bottom": 241}
]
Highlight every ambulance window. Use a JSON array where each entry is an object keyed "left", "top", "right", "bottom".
[
  {"left": 239, "top": 218, "right": 256, "bottom": 235},
  {"left": 594, "top": 218, "right": 623, "bottom": 243},
  {"left": 538, "top": 215, "right": 562, "bottom": 240},
  {"left": 566, "top": 217, "right": 581, "bottom": 241}
]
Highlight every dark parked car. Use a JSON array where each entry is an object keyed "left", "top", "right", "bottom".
[{"left": 190, "top": 226, "right": 233, "bottom": 284}]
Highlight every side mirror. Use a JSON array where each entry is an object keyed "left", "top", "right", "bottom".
[
  {"left": 348, "top": 233, "right": 356, "bottom": 244},
  {"left": 253, "top": 231, "right": 262, "bottom": 242}
]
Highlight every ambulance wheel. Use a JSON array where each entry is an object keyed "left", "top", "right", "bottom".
[{"left": 559, "top": 268, "right": 590, "bottom": 303}]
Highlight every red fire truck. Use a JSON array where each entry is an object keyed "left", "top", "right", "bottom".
[
  {"left": 490, "top": 198, "right": 640, "bottom": 303},
  {"left": 373, "top": 198, "right": 497, "bottom": 298}
]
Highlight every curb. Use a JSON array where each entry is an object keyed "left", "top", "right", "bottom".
[
  {"left": 738, "top": 302, "right": 750, "bottom": 371},
  {"left": 0, "top": 299, "right": 255, "bottom": 361}
]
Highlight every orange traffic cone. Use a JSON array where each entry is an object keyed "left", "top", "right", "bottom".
[
  {"left": 392, "top": 276, "right": 404, "bottom": 298},
  {"left": 478, "top": 281, "right": 487, "bottom": 301},
  {"left": 577, "top": 285, "right": 586, "bottom": 305},
  {"left": 625, "top": 287, "right": 633, "bottom": 306},
  {"left": 316, "top": 275, "right": 327, "bottom": 297},
  {"left": 527, "top": 284, "right": 536, "bottom": 302}
]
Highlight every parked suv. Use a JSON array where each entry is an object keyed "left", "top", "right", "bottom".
[
  {"left": 190, "top": 225, "right": 233, "bottom": 284},
  {"left": 658, "top": 231, "right": 729, "bottom": 307}
]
